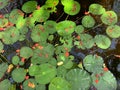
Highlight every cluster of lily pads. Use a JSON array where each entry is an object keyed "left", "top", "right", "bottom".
[{"left": 0, "top": 0, "right": 119, "bottom": 90}]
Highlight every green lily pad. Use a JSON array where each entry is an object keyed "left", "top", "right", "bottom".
[
  {"left": 12, "top": 55, "right": 20, "bottom": 65},
  {"left": 33, "top": 6, "right": 50, "bottom": 22},
  {"left": 0, "top": 63, "right": 8, "bottom": 78},
  {"left": 49, "top": 77, "right": 71, "bottom": 90},
  {"left": 36, "top": 84, "right": 46, "bottom": 90},
  {"left": 66, "top": 68, "right": 92, "bottom": 90},
  {"left": 0, "top": 41, "right": 4, "bottom": 52},
  {"left": 9, "top": 9, "right": 24, "bottom": 24},
  {"left": 28, "top": 65, "right": 40, "bottom": 76},
  {"left": 83, "top": 54, "right": 104, "bottom": 73},
  {"left": 22, "top": 1, "right": 37, "bottom": 13},
  {"left": 35, "top": 63, "right": 57, "bottom": 84},
  {"left": 61, "top": 0, "right": 74, "bottom": 6},
  {"left": 56, "top": 20, "right": 76, "bottom": 36},
  {"left": 92, "top": 71, "right": 117, "bottom": 90},
  {"left": 20, "top": 46, "right": 33, "bottom": 59},
  {"left": 45, "top": 0, "right": 59, "bottom": 6},
  {"left": 100, "top": 11, "right": 118, "bottom": 25},
  {"left": 64, "top": 1, "right": 80, "bottom": 15},
  {"left": 106, "top": 25, "right": 120, "bottom": 38},
  {"left": 44, "top": 20, "right": 57, "bottom": 34},
  {"left": 82, "top": 15, "right": 95, "bottom": 28},
  {"left": 89, "top": 3, "right": 105, "bottom": 15},
  {"left": 75, "top": 25, "right": 84, "bottom": 34},
  {"left": 25, "top": 17, "right": 35, "bottom": 28},
  {"left": 0, "top": 79, "right": 11, "bottom": 90},
  {"left": 31, "top": 24, "right": 49, "bottom": 42},
  {"left": 12, "top": 68, "right": 26, "bottom": 83},
  {"left": 0, "top": 18, "right": 8, "bottom": 27},
  {"left": 2, "top": 26, "right": 20, "bottom": 44},
  {"left": 0, "top": 0, "right": 9, "bottom": 9},
  {"left": 16, "top": 18, "right": 26, "bottom": 29},
  {"left": 94, "top": 35, "right": 111, "bottom": 49},
  {"left": 57, "top": 66, "right": 67, "bottom": 78}
]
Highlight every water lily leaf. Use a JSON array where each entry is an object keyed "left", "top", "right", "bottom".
[
  {"left": 64, "top": 1, "right": 80, "bottom": 15},
  {"left": 45, "top": 0, "right": 59, "bottom": 6},
  {"left": 44, "top": 20, "right": 57, "bottom": 34},
  {"left": 75, "top": 25, "right": 84, "bottom": 34},
  {"left": 28, "top": 65, "right": 40, "bottom": 76},
  {"left": 0, "top": 63, "right": 8, "bottom": 78},
  {"left": 0, "top": 18, "right": 8, "bottom": 27},
  {"left": 36, "top": 84, "right": 46, "bottom": 90},
  {"left": 2, "top": 26, "right": 20, "bottom": 44},
  {"left": 35, "top": 63, "right": 57, "bottom": 84},
  {"left": 49, "top": 77, "right": 71, "bottom": 90},
  {"left": 0, "top": 79, "right": 11, "bottom": 90},
  {"left": 16, "top": 18, "right": 26, "bottom": 29},
  {"left": 100, "top": 11, "right": 118, "bottom": 25},
  {"left": 66, "top": 68, "right": 92, "bottom": 90},
  {"left": 31, "top": 24, "right": 49, "bottom": 42},
  {"left": 94, "top": 35, "right": 111, "bottom": 49},
  {"left": 12, "top": 55, "right": 20, "bottom": 65},
  {"left": 57, "top": 66, "right": 67, "bottom": 78},
  {"left": 106, "top": 25, "right": 120, "bottom": 38},
  {"left": 89, "top": 3, "right": 105, "bottom": 15},
  {"left": 25, "top": 17, "right": 35, "bottom": 28},
  {"left": 63, "top": 60, "right": 73, "bottom": 69},
  {"left": 61, "top": 0, "right": 74, "bottom": 6},
  {"left": 12, "top": 68, "right": 26, "bottom": 83},
  {"left": 0, "top": 41, "right": 4, "bottom": 52},
  {"left": 20, "top": 46, "right": 33, "bottom": 59},
  {"left": 0, "top": 0, "right": 9, "bottom": 9},
  {"left": 9, "top": 9, "right": 24, "bottom": 24},
  {"left": 83, "top": 54, "right": 104, "bottom": 73},
  {"left": 33, "top": 6, "right": 50, "bottom": 22},
  {"left": 82, "top": 15, "right": 95, "bottom": 28},
  {"left": 22, "top": 1, "right": 37, "bottom": 13},
  {"left": 23, "top": 79, "right": 37, "bottom": 90},
  {"left": 92, "top": 71, "right": 117, "bottom": 90},
  {"left": 56, "top": 20, "right": 76, "bottom": 36}
]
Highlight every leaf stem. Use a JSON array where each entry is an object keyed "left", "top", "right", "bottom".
[{"left": 56, "top": 12, "right": 64, "bottom": 22}]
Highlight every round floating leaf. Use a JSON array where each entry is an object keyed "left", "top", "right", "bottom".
[
  {"left": 49, "top": 77, "right": 71, "bottom": 90},
  {"left": 16, "top": 18, "right": 26, "bottom": 29},
  {"left": 9, "top": 9, "right": 24, "bottom": 24},
  {"left": 22, "top": 1, "right": 37, "bottom": 13},
  {"left": 0, "top": 18, "right": 8, "bottom": 27},
  {"left": 23, "top": 79, "right": 37, "bottom": 90},
  {"left": 57, "top": 66, "right": 67, "bottom": 78},
  {"left": 12, "top": 68, "right": 26, "bottom": 83},
  {"left": 44, "top": 20, "right": 57, "bottom": 34},
  {"left": 2, "top": 26, "right": 19, "bottom": 44},
  {"left": 0, "top": 63, "right": 8, "bottom": 78},
  {"left": 75, "top": 25, "right": 84, "bottom": 34},
  {"left": 0, "top": 0, "right": 9, "bottom": 9},
  {"left": 28, "top": 65, "right": 40, "bottom": 76},
  {"left": 31, "top": 24, "right": 49, "bottom": 42},
  {"left": 83, "top": 54, "right": 104, "bottom": 73},
  {"left": 35, "top": 63, "right": 57, "bottom": 84},
  {"left": 25, "top": 17, "right": 35, "bottom": 28},
  {"left": 82, "top": 15, "right": 95, "bottom": 28},
  {"left": 0, "top": 79, "right": 11, "bottom": 90},
  {"left": 61, "top": 0, "right": 74, "bottom": 6},
  {"left": 12, "top": 55, "right": 20, "bottom": 65},
  {"left": 94, "top": 35, "right": 111, "bottom": 49},
  {"left": 20, "top": 46, "right": 33, "bottom": 58},
  {"left": 106, "top": 25, "right": 120, "bottom": 38},
  {"left": 56, "top": 20, "right": 76, "bottom": 36},
  {"left": 64, "top": 1, "right": 80, "bottom": 15},
  {"left": 66, "top": 68, "right": 92, "bottom": 90},
  {"left": 89, "top": 3, "right": 105, "bottom": 15},
  {"left": 63, "top": 60, "right": 73, "bottom": 69},
  {"left": 33, "top": 6, "right": 50, "bottom": 22},
  {"left": 100, "top": 11, "right": 118, "bottom": 25},
  {"left": 36, "top": 84, "right": 46, "bottom": 90},
  {"left": 0, "top": 41, "right": 4, "bottom": 52},
  {"left": 45, "top": 0, "right": 59, "bottom": 6},
  {"left": 92, "top": 71, "right": 117, "bottom": 90}
]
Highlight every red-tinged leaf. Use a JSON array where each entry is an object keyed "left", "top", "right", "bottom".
[
  {"left": 65, "top": 52, "right": 69, "bottom": 57},
  {"left": 103, "top": 67, "right": 108, "bottom": 72},
  {"left": 95, "top": 79, "right": 99, "bottom": 84}
]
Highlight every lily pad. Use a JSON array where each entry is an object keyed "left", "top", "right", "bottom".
[
  {"left": 100, "top": 11, "right": 118, "bottom": 25},
  {"left": 61, "top": 0, "right": 74, "bottom": 6},
  {"left": 94, "top": 35, "right": 111, "bottom": 49},
  {"left": 66, "top": 68, "right": 92, "bottom": 90},
  {"left": 0, "top": 63, "right": 8, "bottom": 78},
  {"left": 12, "top": 68, "right": 26, "bottom": 83},
  {"left": 106, "top": 25, "right": 120, "bottom": 38},
  {"left": 45, "top": 0, "right": 59, "bottom": 6},
  {"left": 49, "top": 77, "right": 71, "bottom": 90},
  {"left": 64, "top": 1, "right": 80, "bottom": 15},
  {"left": 0, "top": 79, "right": 11, "bottom": 90},
  {"left": 82, "top": 15, "right": 95, "bottom": 28},
  {"left": 83, "top": 54, "right": 104, "bottom": 73},
  {"left": 35, "top": 63, "right": 57, "bottom": 84},
  {"left": 12, "top": 55, "right": 20, "bottom": 65},
  {"left": 0, "top": 41, "right": 4, "bottom": 52},
  {"left": 25, "top": 17, "right": 35, "bottom": 28},
  {"left": 28, "top": 65, "right": 40, "bottom": 76},
  {"left": 0, "top": 18, "right": 8, "bottom": 27},
  {"left": 0, "top": 0, "right": 9, "bottom": 9},
  {"left": 22, "top": 1, "right": 37, "bottom": 13},
  {"left": 20, "top": 46, "right": 33, "bottom": 59},
  {"left": 75, "top": 25, "right": 84, "bottom": 34},
  {"left": 56, "top": 20, "right": 76, "bottom": 36},
  {"left": 57, "top": 66, "right": 67, "bottom": 78},
  {"left": 16, "top": 18, "right": 26, "bottom": 29},
  {"left": 89, "top": 3, "right": 105, "bottom": 15}
]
